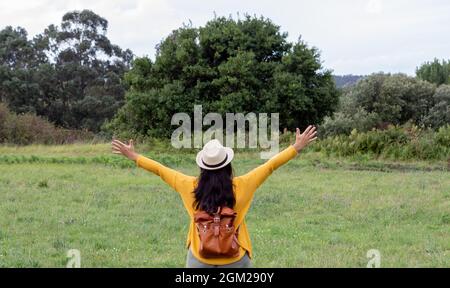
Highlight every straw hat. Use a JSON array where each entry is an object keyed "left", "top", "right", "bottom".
[{"left": 196, "top": 139, "right": 234, "bottom": 170}]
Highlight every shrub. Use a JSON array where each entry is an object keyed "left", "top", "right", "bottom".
[
  {"left": 323, "top": 73, "right": 443, "bottom": 136},
  {"left": 315, "top": 124, "right": 450, "bottom": 161},
  {"left": 435, "top": 125, "right": 450, "bottom": 147},
  {"left": 0, "top": 102, "right": 96, "bottom": 145},
  {"left": 5, "top": 113, "right": 60, "bottom": 145},
  {"left": 421, "top": 85, "right": 450, "bottom": 128},
  {"left": 0, "top": 102, "right": 11, "bottom": 142},
  {"left": 319, "top": 108, "right": 381, "bottom": 137}
]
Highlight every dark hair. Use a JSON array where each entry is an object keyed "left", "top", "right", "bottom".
[{"left": 193, "top": 163, "right": 235, "bottom": 214}]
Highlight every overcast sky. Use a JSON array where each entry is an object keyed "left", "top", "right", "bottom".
[{"left": 1, "top": 0, "right": 449, "bottom": 75}]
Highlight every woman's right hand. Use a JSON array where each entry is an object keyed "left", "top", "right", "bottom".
[{"left": 112, "top": 139, "right": 139, "bottom": 161}]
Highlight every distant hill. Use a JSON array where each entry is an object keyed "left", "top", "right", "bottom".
[{"left": 333, "top": 75, "right": 365, "bottom": 88}]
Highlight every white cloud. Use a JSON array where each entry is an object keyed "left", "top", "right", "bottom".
[
  {"left": 0, "top": 0, "right": 181, "bottom": 55},
  {"left": 0, "top": 0, "right": 449, "bottom": 75},
  {"left": 365, "top": 0, "right": 383, "bottom": 14}
]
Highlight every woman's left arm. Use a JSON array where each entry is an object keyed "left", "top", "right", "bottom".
[{"left": 237, "top": 125, "right": 317, "bottom": 193}]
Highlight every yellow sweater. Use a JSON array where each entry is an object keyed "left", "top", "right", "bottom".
[{"left": 135, "top": 145, "right": 298, "bottom": 265}]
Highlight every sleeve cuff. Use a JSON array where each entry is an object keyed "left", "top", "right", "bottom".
[
  {"left": 289, "top": 145, "right": 299, "bottom": 156},
  {"left": 135, "top": 155, "right": 142, "bottom": 167}
]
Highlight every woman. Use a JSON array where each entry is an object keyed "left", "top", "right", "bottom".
[{"left": 112, "top": 125, "right": 317, "bottom": 268}]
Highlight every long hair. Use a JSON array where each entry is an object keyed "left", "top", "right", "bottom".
[{"left": 193, "top": 163, "right": 235, "bottom": 214}]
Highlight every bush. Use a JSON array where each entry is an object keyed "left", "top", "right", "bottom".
[
  {"left": 0, "top": 102, "right": 96, "bottom": 145},
  {"left": 349, "top": 73, "right": 436, "bottom": 125},
  {"left": 421, "top": 85, "right": 450, "bottom": 128},
  {"left": 0, "top": 102, "right": 10, "bottom": 142},
  {"left": 314, "top": 124, "right": 450, "bottom": 161},
  {"left": 319, "top": 108, "right": 381, "bottom": 137},
  {"left": 322, "top": 73, "right": 444, "bottom": 137},
  {"left": 435, "top": 125, "right": 450, "bottom": 147},
  {"left": 5, "top": 113, "right": 60, "bottom": 145}
]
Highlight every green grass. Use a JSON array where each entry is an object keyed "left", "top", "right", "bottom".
[{"left": 0, "top": 144, "right": 449, "bottom": 267}]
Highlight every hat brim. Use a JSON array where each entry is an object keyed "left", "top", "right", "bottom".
[{"left": 196, "top": 147, "right": 234, "bottom": 170}]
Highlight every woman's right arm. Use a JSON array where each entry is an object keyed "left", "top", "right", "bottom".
[{"left": 112, "top": 139, "right": 195, "bottom": 193}]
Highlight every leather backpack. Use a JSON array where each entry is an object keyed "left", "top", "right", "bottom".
[{"left": 194, "top": 206, "right": 240, "bottom": 258}]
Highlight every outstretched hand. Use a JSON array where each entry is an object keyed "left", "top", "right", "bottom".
[
  {"left": 292, "top": 125, "right": 317, "bottom": 153},
  {"left": 112, "top": 139, "right": 139, "bottom": 161}
]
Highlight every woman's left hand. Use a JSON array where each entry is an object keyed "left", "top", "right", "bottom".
[{"left": 292, "top": 125, "right": 317, "bottom": 153}]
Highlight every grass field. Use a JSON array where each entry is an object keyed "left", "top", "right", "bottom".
[{"left": 0, "top": 143, "right": 449, "bottom": 267}]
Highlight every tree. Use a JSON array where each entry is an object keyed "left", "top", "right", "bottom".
[
  {"left": 108, "top": 15, "right": 339, "bottom": 137},
  {"left": 0, "top": 10, "right": 133, "bottom": 132},
  {"left": 36, "top": 10, "right": 133, "bottom": 131},
  {"left": 320, "top": 73, "right": 442, "bottom": 136},
  {"left": 422, "top": 85, "right": 450, "bottom": 128},
  {"left": 352, "top": 73, "right": 435, "bottom": 125},
  {"left": 0, "top": 26, "right": 44, "bottom": 111},
  {"left": 416, "top": 58, "right": 450, "bottom": 86}
]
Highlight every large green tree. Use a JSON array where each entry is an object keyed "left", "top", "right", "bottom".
[
  {"left": 0, "top": 10, "right": 133, "bottom": 132},
  {"left": 109, "top": 15, "right": 339, "bottom": 138},
  {"left": 0, "top": 27, "right": 45, "bottom": 112}
]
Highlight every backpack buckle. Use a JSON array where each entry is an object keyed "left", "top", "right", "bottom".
[{"left": 213, "top": 206, "right": 221, "bottom": 223}]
